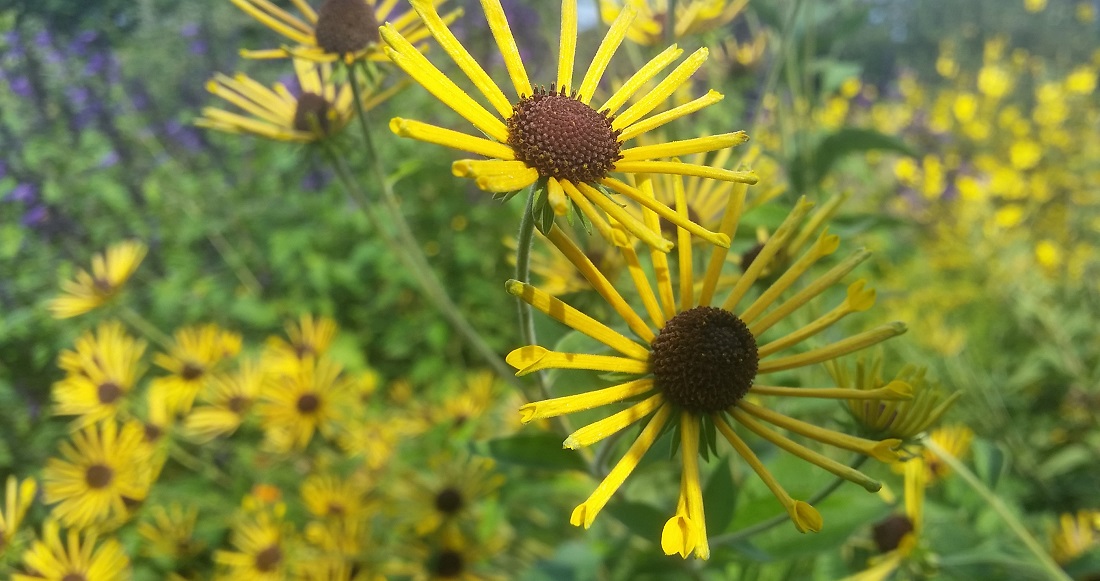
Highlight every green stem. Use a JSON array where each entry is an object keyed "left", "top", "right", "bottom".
[
  {"left": 923, "top": 437, "right": 1072, "bottom": 581},
  {"left": 118, "top": 306, "right": 174, "bottom": 350},
  {"left": 667, "top": 0, "right": 678, "bottom": 46},
  {"left": 710, "top": 454, "right": 868, "bottom": 546}
]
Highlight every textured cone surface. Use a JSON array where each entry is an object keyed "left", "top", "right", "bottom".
[
  {"left": 294, "top": 93, "right": 332, "bottom": 134},
  {"left": 651, "top": 306, "right": 758, "bottom": 413},
  {"left": 508, "top": 87, "right": 622, "bottom": 184},
  {"left": 315, "top": 0, "right": 380, "bottom": 55},
  {"left": 873, "top": 514, "right": 914, "bottom": 553}
]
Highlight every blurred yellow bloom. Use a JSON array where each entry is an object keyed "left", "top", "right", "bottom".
[
  {"left": 978, "top": 65, "right": 1013, "bottom": 99},
  {"left": 13, "top": 521, "right": 130, "bottom": 581},
  {"left": 994, "top": 205, "right": 1026, "bottom": 228},
  {"left": 1035, "top": 239, "right": 1063, "bottom": 271},
  {"left": 48, "top": 240, "right": 146, "bottom": 319},
  {"left": 151, "top": 324, "right": 242, "bottom": 416},
  {"left": 137, "top": 503, "right": 203, "bottom": 560},
  {"left": 259, "top": 356, "right": 351, "bottom": 451},
  {"left": 952, "top": 93, "right": 978, "bottom": 123},
  {"left": 42, "top": 420, "right": 154, "bottom": 530},
  {"left": 230, "top": 0, "right": 448, "bottom": 64},
  {"left": 214, "top": 510, "right": 290, "bottom": 580},
  {"left": 919, "top": 426, "right": 973, "bottom": 483},
  {"left": 1024, "top": 0, "right": 1048, "bottom": 12},
  {"left": 1051, "top": 510, "right": 1100, "bottom": 565},
  {"left": 1077, "top": 1, "right": 1097, "bottom": 22},
  {"left": 1065, "top": 65, "right": 1097, "bottom": 95},
  {"left": 52, "top": 322, "right": 147, "bottom": 429},
  {"left": 0, "top": 476, "right": 37, "bottom": 558},
  {"left": 834, "top": 359, "right": 960, "bottom": 441},
  {"left": 1009, "top": 139, "right": 1043, "bottom": 170},
  {"left": 184, "top": 359, "right": 265, "bottom": 443},
  {"left": 843, "top": 460, "right": 927, "bottom": 581},
  {"left": 600, "top": 0, "right": 750, "bottom": 46}
]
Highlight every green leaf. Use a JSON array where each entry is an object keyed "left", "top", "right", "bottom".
[
  {"left": 791, "top": 128, "right": 918, "bottom": 191},
  {"left": 972, "top": 439, "right": 1008, "bottom": 489},
  {"left": 703, "top": 458, "right": 738, "bottom": 534},
  {"left": 475, "top": 433, "right": 587, "bottom": 472},
  {"left": 606, "top": 499, "right": 666, "bottom": 542},
  {"left": 1064, "top": 549, "right": 1100, "bottom": 579}
]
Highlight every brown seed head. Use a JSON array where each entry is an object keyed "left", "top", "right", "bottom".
[{"left": 314, "top": 0, "right": 380, "bottom": 55}]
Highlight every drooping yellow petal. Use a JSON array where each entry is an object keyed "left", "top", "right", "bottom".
[
  {"left": 748, "top": 249, "right": 872, "bottom": 336},
  {"left": 757, "top": 281, "right": 877, "bottom": 358},
  {"left": 758, "top": 322, "right": 907, "bottom": 374},
  {"left": 558, "top": 179, "right": 618, "bottom": 248},
  {"left": 519, "top": 379, "right": 655, "bottom": 423},
  {"left": 661, "top": 510, "right": 698, "bottom": 558},
  {"left": 740, "top": 229, "right": 841, "bottom": 323},
  {"left": 547, "top": 177, "right": 569, "bottom": 215},
  {"left": 679, "top": 412, "right": 709, "bottom": 559},
  {"left": 617, "top": 224, "right": 667, "bottom": 330},
  {"left": 721, "top": 197, "right": 814, "bottom": 312},
  {"left": 731, "top": 407, "right": 883, "bottom": 492},
  {"left": 698, "top": 181, "right": 748, "bottom": 307},
  {"left": 602, "top": 177, "right": 730, "bottom": 247},
  {"left": 576, "top": 182, "right": 674, "bottom": 252},
  {"left": 564, "top": 393, "right": 664, "bottom": 449},
  {"left": 505, "top": 346, "right": 649, "bottom": 376},
  {"left": 481, "top": 0, "right": 532, "bottom": 98},
  {"left": 390, "top": 118, "right": 515, "bottom": 159},
  {"left": 545, "top": 226, "right": 654, "bottom": 342},
  {"left": 577, "top": 5, "right": 637, "bottom": 104},
  {"left": 736, "top": 400, "right": 902, "bottom": 463},
  {"left": 570, "top": 403, "right": 672, "bottom": 528},
  {"left": 505, "top": 279, "right": 651, "bottom": 360},
  {"left": 409, "top": 0, "right": 513, "bottom": 117},
  {"left": 750, "top": 382, "right": 912, "bottom": 401},
  {"left": 556, "top": 0, "right": 578, "bottom": 93},
  {"left": 714, "top": 415, "right": 822, "bottom": 533}
]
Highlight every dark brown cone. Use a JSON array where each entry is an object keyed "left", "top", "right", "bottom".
[{"left": 314, "top": 0, "right": 380, "bottom": 55}]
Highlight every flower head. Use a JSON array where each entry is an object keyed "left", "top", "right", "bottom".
[
  {"left": 230, "top": 0, "right": 450, "bottom": 64},
  {"left": 600, "top": 0, "right": 750, "bottom": 46},
  {"left": 197, "top": 59, "right": 396, "bottom": 142},
  {"left": 832, "top": 357, "right": 961, "bottom": 440},
  {"left": 509, "top": 183, "right": 907, "bottom": 558},
  {"left": 1, "top": 476, "right": 37, "bottom": 558},
  {"left": 214, "top": 510, "right": 291, "bottom": 580},
  {"left": 42, "top": 420, "right": 154, "bottom": 530},
  {"left": 183, "top": 359, "right": 265, "bottom": 443},
  {"left": 385, "top": 0, "right": 757, "bottom": 251},
  {"left": 259, "top": 356, "right": 351, "bottom": 451},
  {"left": 52, "top": 321, "right": 147, "bottom": 429},
  {"left": 48, "top": 240, "right": 146, "bottom": 319},
  {"left": 151, "top": 324, "right": 241, "bottom": 416},
  {"left": 13, "top": 521, "right": 131, "bottom": 581},
  {"left": 1051, "top": 510, "right": 1100, "bottom": 565},
  {"left": 137, "top": 503, "right": 203, "bottom": 561}
]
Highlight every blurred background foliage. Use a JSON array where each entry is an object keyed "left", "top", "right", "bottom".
[{"left": 1, "top": 0, "right": 1098, "bottom": 579}]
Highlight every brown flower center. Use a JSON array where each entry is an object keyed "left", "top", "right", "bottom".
[
  {"left": 61, "top": 574, "right": 88, "bottom": 581},
  {"left": 508, "top": 86, "right": 622, "bottom": 184},
  {"left": 873, "top": 514, "right": 915, "bottom": 553},
  {"left": 296, "top": 393, "right": 321, "bottom": 414},
  {"left": 180, "top": 361, "right": 205, "bottom": 381},
  {"left": 85, "top": 464, "right": 114, "bottom": 489},
  {"left": 433, "top": 549, "right": 464, "bottom": 578},
  {"left": 97, "top": 381, "right": 123, "bottom": 404},
  {"left": 254, "top": 544, "right": 283, "bottom": 572},
  {"left": 314, "top": 0, "right": 380, "bottom": 55},
  {"left": 434, "top": 487, "right": 464, "bottom": 515},
  {"left": 650, "top": 306, "right": 758, "bottom": 413},
  {"left": 293, "top": 93, "right": 332, "bottom": 135},
  {"left": 143, "top": 422, "right": 163, "bottom": 443},
  {"left": 227, "top": 395, "right": 251, "bottom": 414}
]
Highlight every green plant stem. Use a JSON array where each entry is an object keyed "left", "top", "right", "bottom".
[
  {"left": 923, "top": 437, "right": 1072, "bottom": 581},
  {"left": 749, "top": 0, "right": 804, "bottom": 139},
  {"left": 324, "top": 147, "right": 519, "bottom": 390},
  {"left": 710, "top": 454, "right": 869, "bottom": 546},
  {"left": 169, "top": 442, "right": 232, "bottom": 488},
  {"left": 117, "top": 305, "right": 174, "bottom": 350},
  {"left": 667, "top": 0, "right": 679, "bottom": 46}
]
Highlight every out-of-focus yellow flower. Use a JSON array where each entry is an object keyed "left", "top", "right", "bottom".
[
  {"left": 231, "top": 0, "right": 449, "bottom": 64},
  {"left": 263, "top": 314, "right": 340, "bottom": 375},
  {"left": 1035, "top": 240, "right": 1063, "bottom": 271},
  {"left": 1065, "top": 65, "right": 1097, "bottom": 95},
  {"left": 259, "top": 356, "right": 351, "bottom": 451},
  {"left": 13, "top": 520, "right": 131, "bottom": 581},
  {"left": 214, "top": 510, "right": 291, "bottom": 580},
  {"left": 137, "top": 503, "right": 203, "bottom": 561},
  {"left": 151, "top": 324, "right": 241, "bottom": 416},
  {"left": 1051, "top": 510, "right": 1100, "bottom": 565},
  {"left": 184, "top": 359, "right": 265, "bottom": 443},
  {"left": 994, "top": 205, "right": 1026, "bottom": 229},
  {"left": 918, "top": 426, "right": 973, "bottom": 484},
  {"left": 1009, "top": 139, "right": 1043, "bottom": 170},
  {"left": 978, "top": 65, "right": 1013, "bottom": 99},
  {"left": 42, "top": 420, "right": 154, "bottom": 530},
  {"left": 842, "top": 459, "right": 927, "bottom": 581},
  {"left": 48, "top": 241, "right": 146, "bottom": 319},
  {"left": 952, "top": 93, "right": 978, "bottom": 123},
  {"left": 0, "top": 476, "right": 37, "bottom": 558},
  {"left": 833, "top": 358, "right": 960, "bottom": 441},
  {"left": 600, "top": 0, "right": 750, "bottom": 46},
  {"left": 1077, "top": 1, "right": 1097, "bottom": 22},
  {"left": 1024, "top": 0, "right": 1048, "bottom": 12},
  {"left": 52, "top": 322, "right": 147, "bottom": 429}
]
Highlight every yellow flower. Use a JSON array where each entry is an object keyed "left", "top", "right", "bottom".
[
  {"left": 230, "top": 0, "right": 449, "bottom": 64},
  {"left": 1077, "top": 1, "right": 1097, "bottom": 23},
  {"left": 509, "top": 188, "right": 907, "bottom": 559},
  {"left": 384, "top": 0, "right": 757, "bottom": 251},
  {"left": 401, "top": 454, "right": 504, "bottom": 536},
  {"left": 183, "top": 359, "right": 265, "bottom": 443},
  {"left": 259, "top": 356, "right": 350, "bottom": 451},
  {"left": 918, "top": 425, "right": 973, "bottom": 483},
  {"left": 1051, "top": 510, "right": 1100, "bottom": 565},
  {"left": 599, "top": 0, "right": 750, "bottom": 46},
  {"left": 842, "top": 459, "right": 927, "bottom": 581},
  {"left": 52, "top": 322, "right": 147, "bottom": 429},
  {"left": 1009, "top": 139, "right": 1043, "bottom": 170},
  {"left": 47, "top": 240, "right": 146, "bottom": 319},
  {"left": 214, "top": 510, "right": 291, "bottom": 581},
  {"left": 263, "top": 314, "right": 339, "bottom": 375},
  {"left": 1035, "top": 239, "right": 1063, "bottom": 271},
  {"left": 13, "top": 521, "right": 130, "bottom": 581},
  {"left": 833, "top": 358, "right": 960, "bottom": 440},
  {"left": 1025, "top": 0, "right": 1048, "bottom": 12},
  {"left": 1, "top": 476, "right": 37, "bottom": 558},
  {"left": 301, "top": 474, "right": 367, "bottom": 521},
  {"left": 197, "top": 59, "right": 396, "bottom": 142},
  {"left": 42, "top": 420, "right": 153, "bottom": 530},
  {"left": 151, "top": 324, "right": 241, "bottom": 416},
  {"left": 1065, "top": 65, "right": 1097, "bottom": 95},
  {"left": 137, "top": 503, "right": 203, "bottom": 560}
]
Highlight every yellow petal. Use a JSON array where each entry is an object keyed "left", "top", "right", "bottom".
[
  {"left": 481, "top": 0, "right": 532, "bottom": 98},
  {"left": 661, "top": 514, "right": 698, "bottom": 558},
  {"left": 518, "top": 379, "right": 655, "bottom": 423},
  {"left": 390, "top": 118, "right": 515, "bottom": 160},
  {"left": 564, "top": 393, "right": 664, "bottom": 449},
  {"left": 577, "top": 5, "right": 636, "bottom": 103}
]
